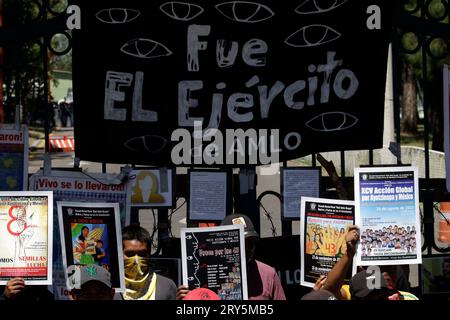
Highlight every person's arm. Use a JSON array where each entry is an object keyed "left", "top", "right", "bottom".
[
  {"left": 322, "top": 226, "right": 359, "bottom": 298},
  {"left": 98, "top": 250, "right": 106, "bottom": 259}
]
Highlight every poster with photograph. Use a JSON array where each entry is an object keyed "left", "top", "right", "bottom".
[
  {"left": 57, "top": 202, "right": 125, "bottom": 292},
  {"left": 188, "top": 170, "right": 229, "bottom": 221},
  {"left": 126, "top": 168, "right": 174, "bottom": 208},
  {"left": 422, "top": 255, "right": 450, "bottom": 295},
  {"left": 300, "top": 197, "right": 356, "bottom": 288},
  {"left": 30, "top": 170, "right": 128, "bottom": 299},
  {"left": 282, "top": 168, "right": 320, "bottom": 220},
  {"left": 0, "top": 191, "right": 53, "bottom": 285},
  {"left": 0, "top": 125, "right": 28, "bottom": 191},
  {"left": 181, "top": 225, "right": 248, "bottom": 300},
  {"left": 354, "top": 166, "right": 422, "bottom": 266},
  {"left": 444, "top": 65, "right": 450, "bottom": 192}
]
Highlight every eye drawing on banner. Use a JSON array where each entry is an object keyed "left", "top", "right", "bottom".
[
  {"left": 130, "top": 171, "right": 165, "bottom": 204},
  {"left": 295, "top": 0, "right": 348, "bottom": 15},
  {"left": 160, "top": 2, "right": 204, "bottom": 21},
  {"left": 305, "top": 112, "right": 359, "bottom": 132},
  {"left": 96, "top": 8, "right": 141, "bottom": 24},
  {"left": 123, "top": 135, "right": 168, "bottom": 153},
  {"left": 120, "top": 38, "right": 173, "bottom": 59},
  {"left": 285, "top": 25, "right": 341, "bottom": 48},
  {"left": 7, "top": 206, "right": 36, "bottom": 266},
  {"left": 215, "top": 1, "right": 275, "bottom": 23}
]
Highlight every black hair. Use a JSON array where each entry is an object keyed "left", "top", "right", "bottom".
[
  {"left": 79, "top": 226, "right": 89, "bottom": 241},
  {"left": 122, "top": 224, "right": 151, "bottom": 254},
  {"left": 97, "top": 240, "right": 103, "bottom": 245}
]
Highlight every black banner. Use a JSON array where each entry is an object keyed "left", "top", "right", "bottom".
[{"left": 72, "top": 0, "right": 392, "bottom": 166}]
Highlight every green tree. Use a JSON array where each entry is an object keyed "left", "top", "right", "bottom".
[
  {"left": 2, "top": 0, "right": 69, "bottom": 124},
  {"left": 399, "top": 0, "right": 450, "bottom": 151}
]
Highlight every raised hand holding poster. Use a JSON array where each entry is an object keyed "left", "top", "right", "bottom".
[{"left": 300, "top": 196, "right": 356, "bottom": 288}]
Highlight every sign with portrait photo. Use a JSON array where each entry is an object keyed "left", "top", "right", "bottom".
[
  {"left": 30, "top": 170, "right": 127, "bottom": 299},
  {"left": 354, "top": 166, "right": 422, "bottom": 266},
  {"left": 57, "top": 201, "right": 125, "bottom": 291}
]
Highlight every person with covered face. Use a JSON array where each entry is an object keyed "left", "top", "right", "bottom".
[
  {"left": 177, "top": 214, "right": 286, "bottom": 300},
  {"left": 120, "top": 225, "right": 177, "bottom": 300}
]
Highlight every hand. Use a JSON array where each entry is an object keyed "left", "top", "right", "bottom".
[
  {"left": 4, "top": 278, "right": 26, "bottom": 299},
  {"left": 176, "top": 285, "right": 190, "bottom": 300},
  {"left": 313, "top": 275, "right": 327, "bottom": 291},
  {"left": 344, "top": 225, "right": 360, "bottom": 256}
]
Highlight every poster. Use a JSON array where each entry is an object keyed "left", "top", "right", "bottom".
[
  {"left": 0, "top": 125, "right": 28, "bottom": 191},
  {"left": 300, "top": 197, "right": 356, "bottom": 288},
  {"left": 282, "top": 167, "right": 320, "bottom": 219},
  {"left": 0, "top": 192, "right": 53, "bottom": 285},
  {"left": 354, "top": 166, "right": 422, "bottom": 266},
  {"left": 126, "top": 168, "right": 174, "bottom": 225},
  {"left": 30, "top": 170, "right": 128, "bottom": 299},
  {"left": 57, "top": 202, "right": 125, "bottom": 292},
  {"left": 181, "top": 225, "right": 248, "bottom": 300},
  {"left": 422, "top": 255, "right": 450, "bottom": 295},
  {"left": 73, "top": 0, "right": 392, "bottom": 166},
  {"left": 444, "top": 65, "right": 450, "bottom": 192},
  {"left": 126, "top": 169, "right": 174, "bottom": 207},
  {"left": 188, "top": 170, "right": 229, "bottom": 221}
]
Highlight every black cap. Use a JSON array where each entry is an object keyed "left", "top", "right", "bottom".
[
  {"left": 220, "top": 214, "right": 259, "bottom": 239},
  {"left": 301, "top": 290, "right": 337, "bottom": 300},
  {"left": 349, "top": 270, "right": 392, "bottom": 300}
]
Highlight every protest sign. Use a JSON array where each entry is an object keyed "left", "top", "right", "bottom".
[
  {"left": 57, "top": 202, "right": 125, "bottom": 292},
  {"left": 30, "top": 170, "right": 127, "bottom": 299},
  {"left": 0, "top": 191, "right": 53, "bottom": 285},
  {"left": 181, "top": 225, "right": 247, "bottom": 300},
  {"left": 73, "top": 0, "right": 392, "bottom": 166},
  {"left": 282, "top": 167, "right": 320, "bottom": 220},
  {"left": 354, "top": 166, "right": 422, "bottom": 265},
  {"left": 0, "top": 125, "right": 28, "bottom": 191},
  {"left": 300, "top": 197, "right": 355, "bottom": 287},
  {"left": 188, "top": 170, "right": 230, "bottom": 222},
  {"left": 126, "top": 168, "right": 174, "bottom": 208}
]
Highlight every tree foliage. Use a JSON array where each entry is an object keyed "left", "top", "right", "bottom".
[
  {"left": 399, "top": 0, "right": 450, "bottom": 151},
  {"left": 1, "top": 0, "right": 70, "bottom": 124}
]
